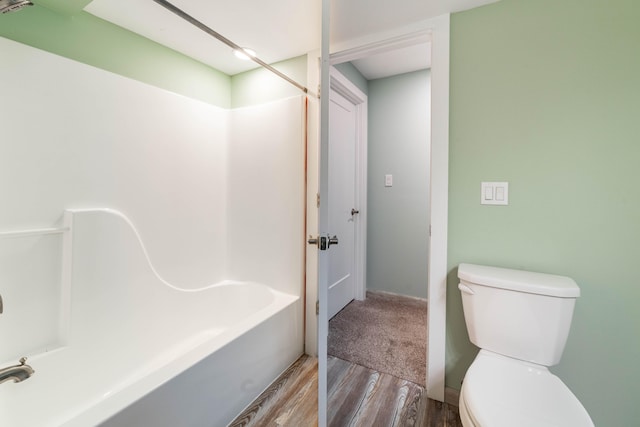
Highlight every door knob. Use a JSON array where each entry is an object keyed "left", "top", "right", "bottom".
[
  {"left": 307, "top": 234, "right": 338, "bottom": 250},
  {"left": 308, "top": 235, "right": 328, "bottom": 250}
]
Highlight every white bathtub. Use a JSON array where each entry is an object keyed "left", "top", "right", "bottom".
[{"left": 0, "top": 209, "right": 302, "bottom": 427}]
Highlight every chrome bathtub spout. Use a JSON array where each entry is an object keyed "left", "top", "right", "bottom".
[{"left": 0, "top": 357, "right": 34, "bottom": 384}]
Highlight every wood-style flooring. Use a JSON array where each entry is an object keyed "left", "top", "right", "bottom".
[
  {"left": 229, "top": 355, "right": 463, "bottom": 427},
  {"left": 229, "top": 355, "right": 318, "bottom": 427}
]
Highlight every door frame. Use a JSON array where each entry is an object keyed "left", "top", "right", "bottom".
[
  {"left": 329, "top": 66, "right": 368, "bottom": 303},
  {"left": 325, "top": 14, "right": 450, "bottom": 402}
]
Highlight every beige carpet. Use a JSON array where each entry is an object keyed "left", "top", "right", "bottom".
[{"left": 328, "top": 291, "right": 427, "bottom": 386}]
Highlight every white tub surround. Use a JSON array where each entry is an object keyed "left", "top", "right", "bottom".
[
  {"left": 0, "top": 209, "right": 301, "bottom": 427},
  {"left": 1, "top": 36, "right": 306, "bottom": 427}
]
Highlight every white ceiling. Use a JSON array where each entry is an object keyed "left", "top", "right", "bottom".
[
  {"left": 330, "top": 0, "right": 497, "bottom": 45},
  {"left": 350, "top": 42, "right": 432, "bottom": 80},
  {"left": 85, "top": 0, "right": 498, "bottom": 78},
  {"left": 85, "top": 0, "right": 321, "bottom": 76}
]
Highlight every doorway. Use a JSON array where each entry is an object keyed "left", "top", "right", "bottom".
[
  {"left": 325, "top": 49, "right": 432, "bottom": 427},
  {"left": 315, "top": 15, "right": 451, "bottom": 424}
]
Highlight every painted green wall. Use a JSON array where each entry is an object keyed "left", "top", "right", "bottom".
[
  {"left": 367, "top": 70, "right": 430, "bottom": 299},
  {"left": 0, "top": 3, "right": 231, "bottom": 107},
  {"left": 230, "top": 55, "right": 308, "bottom": 108},
  {"left": 1, "top": 3, "right": 310, "bottom": 109},
  {"left": 449, "top": 0, "right": 640, "bottom": 425}
]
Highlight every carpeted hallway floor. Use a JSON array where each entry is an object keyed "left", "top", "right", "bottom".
[{"left": 327, "top": 290, "right": 427, "bottom": 386}]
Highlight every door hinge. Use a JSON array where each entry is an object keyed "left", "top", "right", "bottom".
[
  {"left": 316, "top": 300, "right": 319, "bottom": 315},
  {"left": 316, "top": 193, "right": 320, "bottom": 208}
]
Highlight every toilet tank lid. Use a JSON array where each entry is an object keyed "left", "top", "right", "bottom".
[{"left": 458, "top": 263, "right": 580, "bottom": 298}]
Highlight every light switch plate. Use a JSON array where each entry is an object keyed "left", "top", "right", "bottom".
[
  {"left": 481, "top": 182, "right": 509, "bottom": 205},
  {"left": 385, "top": 174, "right": 393, "bottom": 187}
]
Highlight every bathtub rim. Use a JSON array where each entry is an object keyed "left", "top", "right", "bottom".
[{"left": 53, "top": 284, "right": 299, "bottom": 427}]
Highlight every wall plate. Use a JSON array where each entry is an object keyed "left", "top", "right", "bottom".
[{"left": 481, "top": 182, "right": 508, "bottom": 205}]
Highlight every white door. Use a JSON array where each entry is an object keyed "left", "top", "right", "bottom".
[{"left": 327, "top": 88, "right": 357, "bottom": 319}]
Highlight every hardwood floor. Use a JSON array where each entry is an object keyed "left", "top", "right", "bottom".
[
  {"left": 229, "top": 355, "right": 463, "bottom": 427},
  {"left": 328, "top": 356, "right": 462, "bottom": 427},
  {"left": 229, "top": 355, "right": 318, "bottom": 427}
]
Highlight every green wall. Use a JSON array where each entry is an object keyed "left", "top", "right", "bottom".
[
  {"left": 0, "top": 3, "right": 231, "bottom": 107},
  {"left": 230, "top": 55, "right": 308, "bottom": 108},
  {"left": 449, "top": 0, "right": 640, "bottom": 425},
  {"left": 367, "top": 70, "right": 430, "bottom": 299},
  {"left": 0, "top": 3, "right": 310, "bottom": 108}
]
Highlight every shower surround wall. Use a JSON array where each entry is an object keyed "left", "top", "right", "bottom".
[{"left": 0, "top": 35, "right": 305, "bottom": 422}]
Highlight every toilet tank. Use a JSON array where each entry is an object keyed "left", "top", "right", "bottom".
[{"left": 457, "top": 263, "right": 580, "bottom": 366}]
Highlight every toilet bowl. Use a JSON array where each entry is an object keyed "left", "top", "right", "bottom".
[
  {"left": 457, "top": 263, "right": 594, "bottom": 427},
  {"left": 459, "top": 351, "right": 593, "bottom": 427}
]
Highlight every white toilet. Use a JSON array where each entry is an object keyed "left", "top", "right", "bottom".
[{"left": 457, "top": 263, "right": 594, "bottom": 427}]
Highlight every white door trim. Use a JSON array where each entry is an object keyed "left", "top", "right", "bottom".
[
  {"left": 329, "top": 66, "right": 368, "bottom": 301},
  {"left": 317, "top": 2, "right": 330, "bottom": 424},
  {"left": 426, "top": 14, "right": 450, "bottom": 402},
  {"left": 327, "top": 14, "right": 450, "bottom": 402},
  {"left": 330, "top": 29, "right": 432, "bottom": 66}
]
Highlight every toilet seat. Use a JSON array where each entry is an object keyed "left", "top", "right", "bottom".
[{"left": 460, "top": 350, "right": 594, "bottom": 427}]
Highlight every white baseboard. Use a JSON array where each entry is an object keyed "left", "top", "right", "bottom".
[{"left": 366, "top": 289, "right": 428, "bottom": 302}]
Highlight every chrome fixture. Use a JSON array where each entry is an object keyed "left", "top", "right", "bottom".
[
  {"left": 0, "top": 357, "right": 34, "bottom": 384},
  {"left": 233, "top": 47, "right": 256, "bottom": 61},
  {"left": 308, "top": 234, "right": 339, "bottom": 250},
  {"left": 151, "top": 0, "right": 308, "bottom": 94},
  {"left": 0, "top": 0, "right": 33, "bottom": 14}
]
